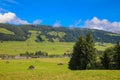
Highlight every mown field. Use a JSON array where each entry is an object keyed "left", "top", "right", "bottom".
[
  {"left": 0, "top": 30, "right": 113, "bottom": 55},
  {"left": 0, "top": 58, "right": 120, "bottom": 80}
]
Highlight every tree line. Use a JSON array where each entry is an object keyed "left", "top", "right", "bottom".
[
  {"left": 0, "top": 51, "right": 72, "bottom": 59},
  {"left": 68, "top": 32, "right": 120, "bottom": 70}
]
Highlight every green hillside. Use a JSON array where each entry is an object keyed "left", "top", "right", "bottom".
[
  {"left": 0, "top": 23, "right": 118, "bottom": 55},
  {"left": 0, "top": 23, "right": 29, "bottom": 41},
  {"left": 0, "top": 23, "right": 120, "bottom": 43},
  {"left": 0, "top": 28, "right": 14, "bottom": 35},
  {"left": 0, "top": 30, "right": 74, "bottom": 55},
  {"left": 0, "top": 30, "right": 113, "bottom": 55}
]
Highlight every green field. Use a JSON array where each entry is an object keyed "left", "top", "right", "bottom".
[
  {"left": 0, "top": 30, "right": 113, "bottom": 55},
  {"left": 0, "top": 30, "right": 74, "bottom": 55},
  {"left": 0, "top": 30, "right": 118, "bottom": 80},
  {"left": 0, "top": 41, "right": 74, "bottom": 55},
  {"left": 95, "top": 42, "right": 113, "bottom": 51},
  {"left": 0, "top": 58, "right": 120, "bottom": 80}
]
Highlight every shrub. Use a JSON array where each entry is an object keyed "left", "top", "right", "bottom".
[{"left": 28, "top": 65, "right": 35, "bottom": 70}]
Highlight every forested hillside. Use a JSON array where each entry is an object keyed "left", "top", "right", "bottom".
[
  {"left": 0, "top": 23, "right": 120, "bottom": 43},
  {"left": 0, "top": 24, "right": 28, "bottom": 41}
]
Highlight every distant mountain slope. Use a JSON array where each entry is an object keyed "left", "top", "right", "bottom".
[
  {"left": 0, "top": 23, "right": 29, "bottom": 41},
  {"left": 0, "top": 28, "right": 14, "bottom": 35},
  {"left": 0, "top": 23, "right": 120, "bottom": 43}
]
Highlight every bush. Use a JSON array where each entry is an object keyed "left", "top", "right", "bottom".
[
  {"left": 57, "top": 63, "right": 63, "bottom": 65},
  {"left": 28, "top": 65, "right": 35, "bottom": 70}
]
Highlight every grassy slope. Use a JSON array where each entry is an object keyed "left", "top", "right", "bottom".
[
  {"left": 0, "top": 28, "right": 14, "bottom": 35},
  {"left": 0, "top": 58, "right": 120, "bottom": 80},
  {"left": 95, "top": 42, "right": 113, "bottom": 51},
  {"left": 0, "top": 30, "right": 113, "bottom": 55},
  {"left": 107, "top": 33, "right": 120, "bottom": 36},
  {"left": 0, "top": 30, "right": 74, "bottom": 55}
]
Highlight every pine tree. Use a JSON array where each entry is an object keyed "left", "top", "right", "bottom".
[
  {"left": 85, "top": 32, "right": 96, "bottom": 69},
  {"left": 101, "top": 52, "right": 110, "bottom": 69},
  {"left": 101, "top": 47, "right": 115, "bottom": 69},
  {"left": 68, "top": 32, "right": 96, "bottom": 70},
  {"left": 68, "top": 35, "right": 86, "bottom": 70},
  {"left": 114, "top": 42, "right": 120, "bottom": 69}
]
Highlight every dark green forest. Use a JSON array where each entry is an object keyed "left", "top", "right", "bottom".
[{"left": 0, "top": 23, "right": 120, "bottom": 43}]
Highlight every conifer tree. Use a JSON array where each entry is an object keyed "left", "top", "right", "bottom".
[
  {"left": 85, "top": 32, "right": 96, "bottom": 68},
  {"left": 101, "top": 52, "right": 110, "bottom": 69},
  {"left": 114, "top": 42, "right": 120, "bottom": 69},
  {"left": 68, "top": 35, "right": 86, "bottom": 70},
  {"left": 101, "top": 47, "right": 115, "bottom": 69},
  {"left": 68, "top": 32, "right": 96, "bottom": 70}
]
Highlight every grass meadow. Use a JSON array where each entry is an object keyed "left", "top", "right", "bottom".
[
  {"left": 0, "top": 30, "right": 74, "bottom": 55},
  {"left": 0, "top": 30, "right": 118, "bottom": 80},
  {"left": 0, "top": 58, "right": 120, "bottom": 80}
]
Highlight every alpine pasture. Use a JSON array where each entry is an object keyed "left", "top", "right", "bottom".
[{"left": 0, "top": 30, "right": 118, "bottom": 80}]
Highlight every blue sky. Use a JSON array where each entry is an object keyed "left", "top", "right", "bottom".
[{"left": 0, "top": 0, "right": 120, "bottom": 33}]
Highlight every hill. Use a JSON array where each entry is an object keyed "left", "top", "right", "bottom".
[
  {"left": 0, "top": 23, "right": 120, "bottom": 43},
  {"left": 0, "top": 23, "right": 28, "bottom": 41},
  {"left": 0, "top": 28, "right": 14, "bottom": 35}
]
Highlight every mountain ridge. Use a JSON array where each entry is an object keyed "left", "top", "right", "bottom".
[{"left": 0, "top": 23, "right": 120, "bottom": 43}]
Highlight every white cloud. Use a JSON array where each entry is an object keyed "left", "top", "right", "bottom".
[
  {"left": 83, "top": 17, "right": 120, "bottom": 33},
  {"left": 53, "top": 21, "right": 61, "bottom": 27},
  {"left": 0, "top": 12, "right": 16, "bottom": 23},
  {"left": 0, "top": 12, "right": 29, "bottom": 24},
  {"left": 33, "top": 19, "right": 42, "bottom": 25}
]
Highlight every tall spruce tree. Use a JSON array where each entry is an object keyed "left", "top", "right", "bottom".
[
  {"left": 68, "top": 35, "right": 86, "bottom": 70},
  {"left": 101, "top": 52, "right": 110, "bottom": 69},
  {"left": 68, "top": 32, "right": 96, "bottom": 70},
  {"left": 101, "top": 47, "right": 115, "bottom": 69},
  {"left": 85, "top": 32, "right": 96, "bottom": 69},
  {"left": 114, "top": 42, "right": 120, "bottom": 69}
]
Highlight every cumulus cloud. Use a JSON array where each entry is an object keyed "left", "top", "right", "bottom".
[
  {"left": 69, "top": 19, "right": 81, "bottom": 28},
  {"left": 83, "top": 17, "right": 120, "bottom": 33},
  {"left": 0, "top": 12, "right": 15, "bottom": 23},
  {"left": 0, "top": 12, "right": 29, "bottom": 24},
  {"left": 33, "top": 19, "right": 42, "bottom": 25},
  {"left": 53, "top": 21, "right": 61, "bottom": 27}
]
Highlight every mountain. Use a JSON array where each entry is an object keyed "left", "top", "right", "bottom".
[{"left": 0, "top": 23, "right": 120, "bottom": 43}]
